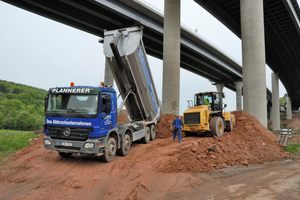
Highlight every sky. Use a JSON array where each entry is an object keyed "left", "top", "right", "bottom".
[{"left": 0, "top": 0, "right": 290, "bottom": 115}]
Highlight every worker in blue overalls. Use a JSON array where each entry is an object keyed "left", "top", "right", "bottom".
[{"left": 171, "top": 115, "right": 184, "bottom": 143}]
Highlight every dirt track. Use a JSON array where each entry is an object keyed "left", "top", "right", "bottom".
[{"left": 0, "top": 111, "right": 299, "bottom": 200}]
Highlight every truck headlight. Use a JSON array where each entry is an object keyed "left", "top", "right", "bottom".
[
  {"left": 84, "top": 143, "right": 94, "bottom": 149},
  {"left": 44, "top": 139, "right": 51, "bottom": 145}
]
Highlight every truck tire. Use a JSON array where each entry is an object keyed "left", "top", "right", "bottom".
[
  {"left": 150, "top": 124, "right": 156, "bottom": 140},
  {"left": 58, "top": 152, "right": 73, "bottom": 158},
  {"left": 210, "top": 117, "right": 224, "bottom": 137},
  {"left": 225, "top": 115, "right": 233, "bottom": 132},
  {"left": 141, "top": 126, "right": 150, "bottom": 144},
  {"left": 118, "top": 134, "right": 130, "bottom": 156},
  {"left": 101, "top": 137, "right": 117, "bottom": 162}
]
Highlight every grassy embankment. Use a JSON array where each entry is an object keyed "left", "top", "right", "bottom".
[
  {"left": 0, "top": 129, "right": 39, "bottom": 163},
  {"left": 284, "top": 144, "right": 300, "bottom": 154}
]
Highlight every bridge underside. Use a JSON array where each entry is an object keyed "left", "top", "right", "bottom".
[
  {"left": 2, "top": 0, "right": 243, "bottom": 92},
  {"left": 195, "top": 0, "right": 300, "bottom": 110}
]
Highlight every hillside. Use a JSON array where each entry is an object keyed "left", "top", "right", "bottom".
[{"left": 0, "top": 80, "right": 47, "bottom": 130}]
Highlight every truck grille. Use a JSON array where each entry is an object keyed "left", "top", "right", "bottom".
[
  {"left": 45, "top": 125, "right": 93, "bottom": 141},
  {"left": 184, "top": 113, "right": 200, "bottom": 124}
]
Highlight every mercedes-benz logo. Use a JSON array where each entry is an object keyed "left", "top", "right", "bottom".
[{"left": 63, "top": 128, "right": 71, "bottom": 137}]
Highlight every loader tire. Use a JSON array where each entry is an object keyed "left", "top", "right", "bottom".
[
  {"left": 101, "top": 137, "right": 117, "bottom": 163},
  {"left": 210, "top": 117, "right": 224, "bottom": 137},
  {"left": 185, "top": 131, "right": 190, "bottom": 137},
  {"left": 141, "top": 126, "right": 150, "bottom": 144},
  {"left": 150, "top": 124, "right": 156, "bottom": 140},
  {"left": 225, "top": 115, "right": 233, "bottom": 132},
  {"left": 118, "top": 134, "right": 131, "bottom": 156}
]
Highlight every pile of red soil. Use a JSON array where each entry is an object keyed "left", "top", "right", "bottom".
[
  {"left": 282, "top": 117, "right": 300, "bottom": 131},
  {"left": 156, "top": 114, "right": 177, "bottom": 138},
  {"left": 154, "top": 111, "right": 291, "bottom": 173}
]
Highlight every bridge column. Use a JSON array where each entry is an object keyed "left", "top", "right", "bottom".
[
  {"left": 234, "top": 81, "right": 243, "bottom": 110},
  {"left": 162, "top": 0, "right": 181, "bottom": 115},
  {"left": 104, "top": 59, "right": 114, "bottom": 87},
  {"left": 215, "top": 83, "right": 224, "bottom": 107},
  {"left": 286, "top": 96, "right": 292, "bottom": 119},
  {"left": 240, "top": 0, "right": 267, "bottom": 127},
  {"left": 272, "top": 73, "right": 280, "bottom": 130}
]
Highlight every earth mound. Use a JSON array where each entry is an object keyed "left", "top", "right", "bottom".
[{"left": 153, "top": 111, "right": 291, "bottom": 173}]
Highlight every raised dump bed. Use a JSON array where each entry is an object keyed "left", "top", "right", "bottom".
[{"left": 103, "top": 26, "right": 161, "bottom": 122}]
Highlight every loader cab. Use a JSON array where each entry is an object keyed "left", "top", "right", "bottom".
[{"left": 194, "top": 92, "right": 222, "bottom": 111}]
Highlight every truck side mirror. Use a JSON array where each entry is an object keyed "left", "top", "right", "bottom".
[{"left": 44, "top": 94, "right": 49, "bottom": 112}]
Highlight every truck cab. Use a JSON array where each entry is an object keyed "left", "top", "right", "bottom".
[{"left": 44, "top": 85, "right": 118, "bottom": 158}]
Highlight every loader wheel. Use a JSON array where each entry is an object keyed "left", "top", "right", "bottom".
[
  {"left": 118, "top": 134, "right": 131, "bottom": 156},
  {"left": 210, "top": 117, "right": 224, "bottom": 137},
  {"left": 101, "top": 137, "right": 117, "bottom": 163},
  {"left": 58, "top": 152, "right": 73, "bottom": 158},
  {"left": 185, "top": 131, "right": 190, "bottom": 137},
  {"left": 150, "top": 124, "right": 156, "bottom": 140},
  {"left": 225, "top": 116, "right": 233, "bottom": 132},
  {"left": 141, "top": 126, "right": 150, "bottom": 144}
]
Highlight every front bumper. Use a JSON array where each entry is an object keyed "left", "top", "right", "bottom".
[
  {"left": 44, "top": 135, "right": 106, "bottom": 154},
  {"left": 182, "top": 125, "right": 210, "bottom": 132}
]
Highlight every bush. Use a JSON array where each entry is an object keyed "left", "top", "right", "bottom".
[
  {"left": 284, "top": 144, "right": 300, "bottom": 154},
  {"left": 0, "top": 130, "right": 38, "bottom": 152}
]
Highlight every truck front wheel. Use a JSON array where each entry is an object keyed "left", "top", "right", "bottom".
[
  {"left": 210, "top": 117, "right": 224, "bottom": 137},
  {"left": 118, "top": 134, "right": 131, "bottom": 156},
  {"left": 101, "top": 137, "right": 117, "bottom": 162}
]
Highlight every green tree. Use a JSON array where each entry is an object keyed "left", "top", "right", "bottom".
[
  {"left": 0, "top": 112, "right": 5, "bottom": 129},
  {"left": 2, "top": 99, "right": 23, "bottom": 116},
  {"left": 14, "top": 110, "right": 36, "bottom": 130},
  {"left": 18, "top": 92, "right": 35, "bottom": 105},
  {"left": 4, "top": 110, "right": 18, "bottom": 129}
]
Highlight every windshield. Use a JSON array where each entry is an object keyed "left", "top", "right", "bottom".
[
  {"left": 195, "top": 94, "right": 212, "bottom": 106},
  {"left": 46, "top": 93, "right": 99, "bottom": 117}
]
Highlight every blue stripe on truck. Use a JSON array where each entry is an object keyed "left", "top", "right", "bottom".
[{"left": 137, "top": 46, "right": 158, "bottom": 114}]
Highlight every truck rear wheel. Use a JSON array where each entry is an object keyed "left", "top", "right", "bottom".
[
  {"left": 118, "top": 134, "right": 130, "bottom": 156},
  {"left": 210, "top": 117, "right": 224, "bottom": 137},
  {"left": 225, "top": 115, "right": 233, "bottom": 132},
  {"left": 150, "top": 124, "right": 156, "bottom": 140},
  {"left": 101, "top": 137, "right": 117, "bottom": 162},
  {"left": 58, "top": 152, "right": 73, "bottom": 158},
  {"left": 141, "top": 126, "right": 150, "bottom": 144}
]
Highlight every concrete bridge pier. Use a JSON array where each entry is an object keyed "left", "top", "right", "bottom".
[
  {"left": 287, "top": 96, "right": 292, "bottom": 119},
  {"left": 215, "top": 83, "right": 224, "bottom": 108},
  {"left": 272, "top": 73, "right": 280, "bottom": 130},
  {"left": 234, "top": 80, "right": 243, "bottom": 110},
  {"left": 104, "top": 59, "right": 114, "bottom": 87},
  {"left": 240, "top": 0, "right": 267, "bottom": 128},
  {"left": 162, "top": 0, "right": 181, "bottom": 115}
]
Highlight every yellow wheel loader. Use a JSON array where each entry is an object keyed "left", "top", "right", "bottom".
[{"left": 182, "top": 91, "right": 235, "bottom": 137}]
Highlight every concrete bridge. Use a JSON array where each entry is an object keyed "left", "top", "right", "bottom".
[{"left": 2, "top": 0, "right": 299, "bottom": 129}]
